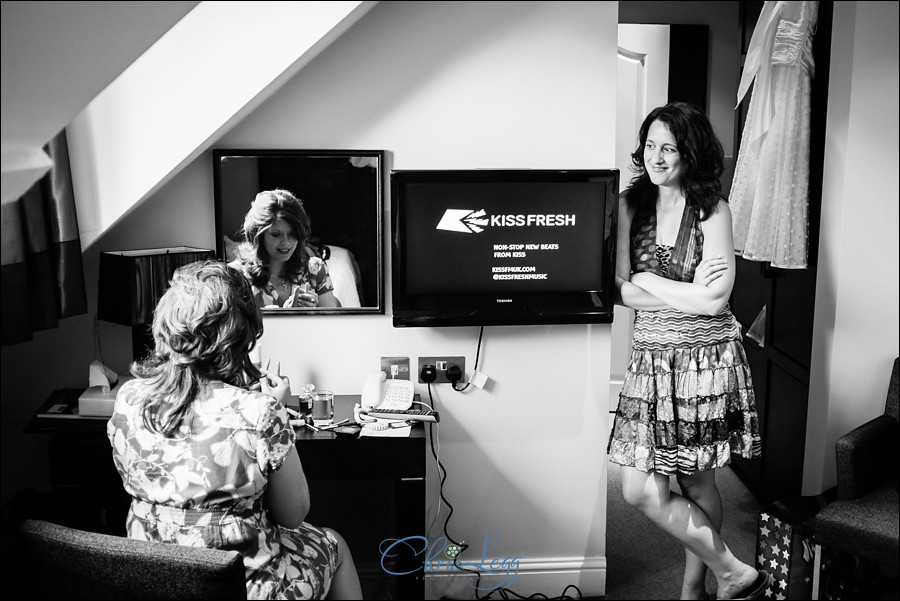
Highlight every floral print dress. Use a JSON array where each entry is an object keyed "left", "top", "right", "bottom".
[{"left": 107, "top": 380, "right": 338, "bottom": 599}]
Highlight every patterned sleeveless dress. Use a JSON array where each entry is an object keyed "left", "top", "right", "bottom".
[{"left": 607, "top": 206, "right": 762, "bottom": 475}]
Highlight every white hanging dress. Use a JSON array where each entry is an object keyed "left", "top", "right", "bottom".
[{"left": 730, "top": 1, "right": 819, "bottom": 269}]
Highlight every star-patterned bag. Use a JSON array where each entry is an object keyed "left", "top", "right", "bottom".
[{"left": 755, "top": 496, "right": 827, "bottom": 600}]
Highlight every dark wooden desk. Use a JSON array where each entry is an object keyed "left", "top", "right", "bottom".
[
  {"left": 26, "top": 390, "right": 426, "bottom": 599},
  {"left": 293, "top": 395, "right": 426, "bottom": 598}
]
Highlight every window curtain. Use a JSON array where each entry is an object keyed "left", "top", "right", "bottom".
[{"left": 1, "top": 130, "right": 87, "bottom": 345}]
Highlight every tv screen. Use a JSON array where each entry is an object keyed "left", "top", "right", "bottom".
[{"left": 391, "top": 169, "right": 619, "bottom": 327}]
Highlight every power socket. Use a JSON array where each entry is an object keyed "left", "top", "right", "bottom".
[
  {"left": 380, "top": 356, "right": 410, "bottom": 380},
  {"left": 418, "top": 356, "right": 466, "bottom": 384}
]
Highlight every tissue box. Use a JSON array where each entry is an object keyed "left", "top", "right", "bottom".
[{"left": 78, "top": 378, "right": 131, "bottom": 417}]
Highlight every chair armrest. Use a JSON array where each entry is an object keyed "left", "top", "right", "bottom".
[{"left": 835, "top": 414, "right": 899, "bottom": 500}]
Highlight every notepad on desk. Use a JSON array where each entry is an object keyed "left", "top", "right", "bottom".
[
  {"left": 358, "top": 420, "right": 413, "bottom": 437},
  {"left": 36, "top": 397, "right": 82, "bottom": 419},
  {"left": 34, "top": 390, "right": 102, "bottom": 420}
]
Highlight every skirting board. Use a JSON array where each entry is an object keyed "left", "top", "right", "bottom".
[{"left": 424, "top": 555, "right": 605, "bottom": 599}]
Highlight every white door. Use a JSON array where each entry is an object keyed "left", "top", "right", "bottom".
[{"left": 611, "top": 24, "right": 670, "bottom": 412}]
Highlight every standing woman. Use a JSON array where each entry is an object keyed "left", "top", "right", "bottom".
[
  {"left": 608, "top": 102, "right": 769, "bottom": 600},
  {"left": 229, "top": 189, "right": 342, "bottom": 309}
]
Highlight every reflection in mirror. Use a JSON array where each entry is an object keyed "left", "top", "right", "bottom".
[{"left": 213, "top": 150, "right": 384, "bottom": 315}]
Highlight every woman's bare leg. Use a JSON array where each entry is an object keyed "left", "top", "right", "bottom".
[
  {"left": 325, "top": 528, "right": 363, "bottom": 600},
  {"left": 620, "top": 466, "right": 758, "bottom": 599},
  {"left": 676, "top": 469, "right": 723, "bottom": 599}
]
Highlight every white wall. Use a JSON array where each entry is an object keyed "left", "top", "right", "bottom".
[
  {"left": 67, "top": 1, "right": 372, "bottom": 248},
  {"left": 803, "top": 0, "right": 900, "bottom": 494},
  {"left": 87, "top": 1, "right": 618, "bottom": 595},
  {"left": 618, "top": 1, "right": 741, "bottom": 159},
  {"left": 0, "top": 1, "right": 199, "bottom": 203}
]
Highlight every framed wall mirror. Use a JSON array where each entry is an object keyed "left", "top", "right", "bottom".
[{"left": 213, "top": 149, "right": 384, "bottom": 315}]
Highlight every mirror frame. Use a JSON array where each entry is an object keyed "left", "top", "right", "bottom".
[{"left": 213, "top": 149, "right": 384, "bottom": 316}]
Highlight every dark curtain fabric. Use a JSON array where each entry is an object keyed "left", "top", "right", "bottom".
[{"left": 1, "top": 130, "right": 87, "bottom": 345}]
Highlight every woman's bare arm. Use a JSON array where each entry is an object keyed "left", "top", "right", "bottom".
[
  {"left": 615, "top": 195, "right": 670, "bottom": 311},
  {"left": 629, "top": 200, "right": 735, "bottom": 316},
  {"left": 259, "top": 367, "right": 310, "bottom": 529},
  {"left": 266, "top": 449, "right": 310, "bottom": 529},
  {"left": 316, "top": 290, "right": 342, "bottom": 308}
]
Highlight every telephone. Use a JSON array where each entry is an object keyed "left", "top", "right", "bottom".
[{"left": 361, "top": 371, "right": 414, "bottom": 411}]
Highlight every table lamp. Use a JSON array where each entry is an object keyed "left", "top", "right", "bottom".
[{"left": 97, "top": 247, "right": 215, "bottom": 360}]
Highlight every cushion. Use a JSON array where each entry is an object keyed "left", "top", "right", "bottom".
[{"left": 815, "top": 482, "right": 900, "bottom": 567}]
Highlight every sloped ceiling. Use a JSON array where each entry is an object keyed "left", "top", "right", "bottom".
[
  {"left": 1, "top": 0, "right": 201, "bottom": 203},
  {"left": 69, "top": 1, "right": 374, "bottom": 249}
]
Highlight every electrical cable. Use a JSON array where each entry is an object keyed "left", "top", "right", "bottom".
[
  {"left": 426, "top": 383, "right": 482, "bottom": 589},
  {"left": 424, "top": 394, "right": 443, "bottom": 539},
  {"left": 412, "top": 399, "right": 434, "bottom": 412},
  {"left": 428, "top": 384, "right": 460, "bottom": 545},
  {"left": 422, "top": 365, "right": 444, "bottom": 537},
  {"left": 477, "top": 583, "right": 584, "bottom": 600},
  {"left": 426, "top": 384, "right": 448, "bottom": 537},
  {"left": 452, "top": 325, "right": 485, "bottom": 392},
  {"left": 431, "top": 335, "right": 585, "bottom": 601},
  {"left": 429, "top": 364, "right": 584, "bottom": 601}
]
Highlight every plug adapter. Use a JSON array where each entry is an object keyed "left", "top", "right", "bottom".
[
  {"left": 446, "top": 364, "right": 463, "bottom": 383},
  {"left": 420, "top": 364, "right": 437, "bottom": 383}
]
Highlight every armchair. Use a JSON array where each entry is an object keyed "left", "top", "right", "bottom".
[
  {"left": 813, "top": 357, "right": 899, "bottom": 597},
  {"left": 17, "top": 518, "right": 247, "bottom": 599}
]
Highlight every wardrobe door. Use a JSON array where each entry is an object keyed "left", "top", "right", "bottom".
[{"left": 728, "top": 1, "right": 833, "bottom": 503}]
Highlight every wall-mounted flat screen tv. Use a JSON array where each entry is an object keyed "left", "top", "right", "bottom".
[{"left": 391, "top": 169, "right": 619, "bottom": 327}]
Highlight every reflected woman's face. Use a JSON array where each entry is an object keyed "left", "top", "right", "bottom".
[{"left": 262, "top": 218, "right": 298, "bottom": 263}]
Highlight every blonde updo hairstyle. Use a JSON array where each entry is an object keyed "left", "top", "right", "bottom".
[{"left": 132, "top": 260, "right": 264, "bottom": 436}]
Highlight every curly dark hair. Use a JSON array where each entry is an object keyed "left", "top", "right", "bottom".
[
  {"left": 131, "top": 261, "right": 264, "bottom": 436},
  {"left": 624, "top": 102, "right": 725, "bottom": 221},
  {"left": 237, "top": 189, "right": 313, "bottom": 289}
]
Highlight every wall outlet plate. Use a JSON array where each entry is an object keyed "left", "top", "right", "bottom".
[
  {"left": 418, "top": 356, "right": 466, "bottom": 384},
  {"left": 380, "top": 356, "right": 410, "bottom": 380}
]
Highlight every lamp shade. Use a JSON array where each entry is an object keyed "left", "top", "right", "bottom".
[{"left": 97, "top": 247, "right": 215, "bottom": 326}]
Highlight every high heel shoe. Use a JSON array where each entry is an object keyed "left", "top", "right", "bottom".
[{"left": 718, "top": 569, "right": 771, "bottom": 600}]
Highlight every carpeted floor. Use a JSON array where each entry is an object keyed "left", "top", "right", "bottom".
[{"left": 604, "top": 464, "right": 762, "bottom": 600}]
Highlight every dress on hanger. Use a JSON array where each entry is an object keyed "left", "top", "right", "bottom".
[{"left": 729, "top": 1, "right": 819, "bottom": 269}]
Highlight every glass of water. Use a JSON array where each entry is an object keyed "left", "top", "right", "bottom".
[{"left": 311, "top": 390, "right": 334, "bottom": 427}]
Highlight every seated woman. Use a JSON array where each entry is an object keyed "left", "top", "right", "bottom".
[
  {"left": 229, "top": 189, "right": 342, "bottom": 309},
  {"left": 106, "top": 261, "right": 362, "bottom": 599}
]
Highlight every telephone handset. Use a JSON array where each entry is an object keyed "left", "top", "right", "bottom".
[{"left": 361, "top": 371, "right": 414, "bottom": 411}]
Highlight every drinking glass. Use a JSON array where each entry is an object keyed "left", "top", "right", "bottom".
[{"left": 311, "top": 390, "right": 334, "bottom": 427}]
